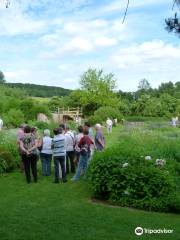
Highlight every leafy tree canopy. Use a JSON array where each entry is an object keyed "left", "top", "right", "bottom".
[{"left": 74, "top": 69, "right": 120, "bottom": 115}]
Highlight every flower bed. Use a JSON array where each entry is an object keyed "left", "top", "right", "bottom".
[{"left": 88, "top": 129, "right": 180, "bottom": 213}]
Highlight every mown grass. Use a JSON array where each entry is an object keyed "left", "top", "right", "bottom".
[
  {"left": 0, "top": 172, "right": 180, "bottom": 240},
  {"left": 0, "top": 123, "right": 180, "bottom": 240}
]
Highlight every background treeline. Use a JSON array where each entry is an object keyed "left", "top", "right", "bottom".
[
  {"left": 5, "top": 83, "right": 71, "bottom": 98},
  {"left": 0, "top": 69, "right": 180, "bottom": 127},
  {"left": 118, "top": 79, "right": 180, "bottom": 118},
  {"left": 48, "top": 70, "right": 180, "bottom": 124}
]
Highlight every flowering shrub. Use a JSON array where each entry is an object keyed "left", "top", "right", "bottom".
[
  {"left": 122, "top": 163, "right": 129, "bottom": 168},
  {"left": 155, "top": 159, "right": 166, "bottom": 167},
  {"left": 88, "top": 131, "right": 180, "bottom": 213}
]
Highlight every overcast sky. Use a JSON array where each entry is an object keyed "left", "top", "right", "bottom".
[{"left": 0, "top": 0, "right": 180, "bottom": 91}]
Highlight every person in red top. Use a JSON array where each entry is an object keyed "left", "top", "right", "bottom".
[{"left": 71, "top": 128, "right": 94, "bottom": 181}]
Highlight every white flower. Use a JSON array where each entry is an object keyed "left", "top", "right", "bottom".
[
  {"left": 145, "top": 156, "right": 152, "bottom": 160},
  {"left": 155, "top": 159, "right": 166, "bottom": 166},
  {"left": 124, "top": 190, "right": 130, "bottom": 195},
  {"left": 122, "top": 163, "right": 129, "bottom": 168}
]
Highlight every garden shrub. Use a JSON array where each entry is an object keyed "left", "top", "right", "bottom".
[
  {"left": 88, "top": 131, "right": 180, "bottom": 213},
  {"left": 3, "top": 109, "right": 24, "bottom": 128},
  {"left": 34, "top": 121, "right": 49, "bottom": 130},
  {"left": 0, "top": 132, "right": 19, "bottom": 174},
  {"left": 0, "top": 147, "right": 18, "bottom": 173},
  {"left": 88, "top": 115, "right": 104, "bottom": 126}
]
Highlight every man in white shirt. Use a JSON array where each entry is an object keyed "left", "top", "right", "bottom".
[
  {"left": 106, "top": 118, "right": 113, "bottom": 134},
  {"left": 65, "top": 126, "right": 75, "bottom": 174},
  {"left": 0, "top": 118, "right": 3, "bottom": 131}
]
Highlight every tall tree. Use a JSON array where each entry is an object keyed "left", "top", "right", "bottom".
[
  {"left": 73, "top": 69, "right": 120, "bottom": 115},
  {"left": 80, "top": 69, "right": 116, "bottom": 92},
  {"left": 138, "top": 79, "right": 151, "bottom": 91}
]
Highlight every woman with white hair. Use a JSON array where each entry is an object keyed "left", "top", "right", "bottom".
[{"left": 40, "top": 129, "right": 52, "bottom": 176}]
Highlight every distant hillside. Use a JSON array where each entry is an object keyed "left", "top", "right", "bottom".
[{"left": 6, "top": 83, "right": 71, "bottom": 98}]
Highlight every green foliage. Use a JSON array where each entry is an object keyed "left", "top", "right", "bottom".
[
  {"left": 118, "top": 80, "right": 180, "bottom": 118},
  {"left": 4, "top": 109, "right": 24, "bottom": 128},
  {"left": 88, "top": 106, "right": 123, "bottom": 125},
  {"left": 19, "top": 99, "right": 34, "bottom": 121},
  {"left": 48, "top": 96, "right": 66, "bottom": 111},
  {"left": 88, "top": 115, "right": 103, "bottom": 126},
  {"left": 74, "top": 69, "right": 120, "bottom": 115},
  {"left": 66, "top": 120, "right": 77, "bottom": 130},
  {"left": 0, "top": 85, "right": 51, "bottom": 127},
  {"left": 88, "top": 127, "right": 180, "bottom": 213},
  {"left": 6, "top": 83, "right": 71, "bottom": 98},
  {"left": 20, "top": 98, "right": 50, "bottom": 122},
  {"left": 80, "top": 69, "right": 116, "bottom": 91},
  {"left": 20, "top": 98, "right": 50, "bottom": 121},
  {"left": 0, "top": 147, "right": 17, "bottom": 174},
  {"left": 31, "top": 121, "right": 49, "bottom": 130},
  {"left": 131, "top": 93, "right": 179, "bottom": 117},
  {"left": 0, "top": 132, "right": 20, "bottom": 174},
  {"left": 33, "top": 104, "right": 51, "bottom": 118}
]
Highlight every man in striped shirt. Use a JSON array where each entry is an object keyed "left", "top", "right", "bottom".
[{"left": 52, "top": 128, "right": 67, "bottom": 183}]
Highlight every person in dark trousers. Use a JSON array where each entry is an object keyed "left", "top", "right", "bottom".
[
  {"left": 65, "top": 126, "right": 75, "bottom": 174},
  {"left": 20, "top": 125, "right": 38, "bottom": 183},
  {"left": 52, "top": 128, "right": 67, "bottom": 183},
  {"left": 74, "top": 125, "right": 84, "bottom": 165},
  {"left": 95, "top": 124, "right": 105, "bottom": 151},
  {"left": 71, "top": 128, "right": 94, "bottom": 181},
  {"left": 39, "top": 129, "right": 52, "bottom": 176}
]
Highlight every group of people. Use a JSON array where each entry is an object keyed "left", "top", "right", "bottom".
[{"left": 17, "top": 122, "right": 105, "bottom": 184}]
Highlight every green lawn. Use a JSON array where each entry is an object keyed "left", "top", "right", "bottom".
[{"left": 0, "top": 125, "right": 180, "bottom": 240}]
